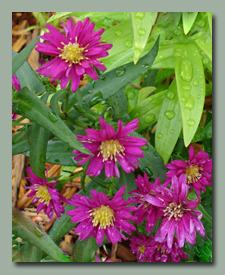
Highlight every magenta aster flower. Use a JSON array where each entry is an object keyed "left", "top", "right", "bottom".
[
  {"left": 129, "top": 173, "right": 163, "bottom": 232},
  {"left": 35, "top": 18, "right": 112, "bottom": 92},
  {"left": 24, "top": 167, "right": 67, "bottom": 220},
  {"left": 73, "top": 117, "right": 147, "bottom": 178},
  {"left": 129, "top": 233, "right": 153, "bottom": 262},
  {"left": 165, "top": 145, "right": 212, "bottom": 195},
  {"left": 12, "top": 75, "right": 21, "bottom": 120},
  {"left": 67, "top": 184, "right": 136, "bottom": 245},
  {"left": 147, "top": 174, "right": 205, "bottom": 248},
  {"left": 129, "top": 233, "right": 188, "bottom": 262}
]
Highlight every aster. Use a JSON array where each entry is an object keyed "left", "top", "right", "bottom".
[
  {"left": 73, "top": 117, "right": 147, "bottom": 178},
  {"left": 12, "top": 75, "right": 21, "bottom": 120},
  {"left": 24, "top": 167, "right": 67, "bottom": 220},
  {"left": 165, "top": 145, "right": 212, "bottom": 195},
  {"left": 67, "top": 184, "right": 136, "bottom": 245},
  {"left": 145, "top": 174, "right": 205, "bottom": 248},
  {"left": 35, "top": 18, "right": 112, "bottom": 92},
  {"left": 129, "top": 233, "right": 153, "bottom": 262},
  {"left": 129, "top": 173, "right": 164, "bottom": 232}
]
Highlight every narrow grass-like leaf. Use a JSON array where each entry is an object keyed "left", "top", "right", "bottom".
[
  {"left": 72, "top": 236, "right": 98, "bottom": 262},
  {"left": 108, "top": 89, "right": 129, "bottom": 121},
  {"left": 12, "top": 50, "right": 45, "bottom": 94},
  {"left": 12, "top": 87, "right": 91, "bottom": 155},
  {"left": 182, "top": 12, "right": 198, "bottom": 35},
  {"left": 207, "top": 12, "right": 212, "bottom": 36},
  {"left": 152, "top": 41, "right": 175, "bottom": 69},
  {"left": 12, "top": 207, "right": 70, "bottom": 262},
  {"left": 131, "top": 12, "right": 158, "bottom": 64},
  {"left": 137, "top": 87, "right": 156, "bottom": 104},
  {"left": 174, "top": 42, "right": 205, "bottom": 146},
  {"left": 194, "top": 33, "right": 212, "bottom": 62},
  {"left": 12, "top": 37, "right": 40, "bottom": 75},
  {"left": 129, "top": 90, "right": 167, "bottom": 131},
  {"left": 21, "top": 242, "right": 45, "bottom": 262},
  {"left": 12, "top": 128, "right": 30, "bottom": 155},
  {"left": 155, "top": 79, "right": 182, "bottom": 164},
  {"left": 131, "top": 132, "right": 167, "bottom": 181},
  {"left": 29, "top": 92, "right": 50, "bottom": 178},
  {"left": 47, "top": 12, "right": 74, "bottom": 23}
]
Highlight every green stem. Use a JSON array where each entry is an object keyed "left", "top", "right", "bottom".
[{"left": 65, "top": 93, "right": 69, "bottom": 114}]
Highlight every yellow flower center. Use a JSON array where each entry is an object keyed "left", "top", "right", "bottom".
[
  {"left": 89, "top": 205, "right": 115, "bottom": 229},
  {"left": 138, "top": 245, "right": 146, "bottom": 254},
  {"left": 98, "top": 139, "right": 125, "bottom": 162},
  {"left": 59, "top": 42, "right": 86, "bottom": 65},
  {"left": 185, "top": 165, "right": 202, "bottom": 184},
  {"left": 35, "top": 185, "right": 51, "bottom": 205},
  {"left": 163, "top": 202, "right": 185, "bottom": 221}
]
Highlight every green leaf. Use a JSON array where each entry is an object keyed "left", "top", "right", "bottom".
[
  {"left": 108, "top": 89, "right": 128, "bottom": 121},
  {"left": 151, "top": 41, "right": 175, "bottom": 69},
  {"left": 29, "top": 92, "right": 50, "bottom": 178},
  {"left": 47, "top": 12, "right": 74, "bottom": 23},
  {"left": 32, "top": 12, "right": 47, "bottom": 28},
  {"left": 137, "top": 87, "right": 156, "bottom": 104},
  {"left": 182, "top": 12, "right": 198, "bottom": 35},
  {"left": 194, "top": 33, "right": 212, "bottom": 62},
  {"left": 13, "top": 87, "right": 91, "bottom": 155},
  {"left": 116, "top": 168, "right": 136, "bottom": 201},
  {"left": 67, "top": 37, "right": 159, "bottom": 114},
  {"left": 12, "top": 128, "right": 30, "bottom": 155},
  {"left": 72, "top": 236, "right": 98, "bottom": 262},
  {"left": 21, "top": 242, "right": 45, "bottom": 262},
  {"left": 174, "top": 42, "right": 205, "bottom": 146},
  {"left": 155, "top": 79, "right": 182, "bottom": 164},
  {"left": 131, "top": 132, "right": 167, "bottom": 181},
  {"left": 207, "top": 12, "right": 212, "bottom": 36},
  {"left": 12, "top": 37, "right": 40, "bottom": 75},
  {"left": 12, "top": 50, "right": 45, "bottom": 94},
  {"left": 131, "top": 12, "right": 158, "bottom": 64},
  {"left": 129, "top": 89, "right": 167, "bottom": 131},
  {"left": 12, "top": 207, "right": 70, "bottom": 262},
  {"left": 50, "top": 89, "right": 69, "bottom": 116},
  {"left": 125, "top": 76, "right": 142, "bottom": 113}
]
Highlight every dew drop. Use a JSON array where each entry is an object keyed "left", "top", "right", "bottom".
[
  {"left": 89, "top": 91, "right": 103, "bottom": 106},
  {"left": 164, "top": 110, "right": 175, "bottom": 120},
  {"left": 197, "top": 20, "right": 206, "bottom": 28},
  {"left": 142, "top": 144, "right": 149, "bottom": 151},
  {"left": 197, "top": 94, "right": 201, "bottom": 99},
  {"left": 125, "top": 40, "right": 132, "bottom": 48},
  {"left": 115, "top": 30, "right": 122, "bottom": 37},
  {"left": 203, "top": 58, "right": 209, "bottom": 65},
  {"left": 100, "top": 75, "right": 106, "bottom": 80},
  {"left": 136, "top": 12, "right": 145, "bottom": 19},
  {"left": 180, "top": 96, "right": 187, "bottom": 103},
  {"left": 142, "top": 63, "right": 150, "bottom": 69},
  {"left": 170, "top": 129, "right": 174, "bottom": 134},
  {"left": 127, "top": 90, "right": 135, "bottom": 99},
  {"left": 187, "top": 119, "right": 195, "bottom": 126},
  {"left": 180, "top": 59, "right": 193, "bottom": 82},
  {"left": 40, "top": 154, "right": 46, "bottom": 163},
  {"left": 166, "top": 91, "right": 175, "bottom": 100},
  {"left": 184, "top": 96, "right": 194, "bottom": 110},
  {"left": 138, "top": 28, "right": 146, "bottom": 36},
  {"left": 173, "top": 29, "right": 181, "bottom": 36},
  {"left": 48, "top": 112, "right": 58, "bottom": 122},
  {"left": 115, "top": 67, "right": 126, "bottom": 77},
  {"left": 174, "top": 49, "right": 181, "bottom": 57},
  {"left": 193, "top": 80, "right": 199, "bottom": 86},
  {"left": 144, "top": 113, "right": 156, "bottom": 123},
  {"left": 157, "top": 133, "right": 162, "bottom": 139},
  {"left": 183, "top": 84, "right": 192, "bottom": 91},
  {"left": 34, "top": 226, "right": 44, "bottom": 237}
]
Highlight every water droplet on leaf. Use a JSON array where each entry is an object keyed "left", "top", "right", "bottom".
[
  {"left": 164, "top": 110, "right": 175, "bottom": 120},
  {"left": 180, "top": 59, "right": 193, "bottom": 82},
  {"left": 34, "top": 226, "right": 44, "bottom": 237},
  {"left": 144, "top": 113, "right": 156, "bottom": 123},
  {"left": 138, "top": 28, "right": 146, "bottom": 36},
  {"left": 115, "top": 30, "right": 122, "bottom": 36},
  {"left": 166, "top": 91, "right": 175, "bottom": 100},
  {"left": 115, "top": 67, "right": 126, "bottom": 77},
  {"left": 187, "top": 119, "right": 195, "bottom": 126},
  {"left": 157, "top": 133, "right": 163, "bottom": 139},
  {"left": 48, "top": 112, "right": 58, "bottom": 122},
  {"left": 136, "top": 12, "right": 145, "bottom": 19}
]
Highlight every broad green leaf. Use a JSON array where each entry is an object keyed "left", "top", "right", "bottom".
[
  {"left": 12, "top": 207, "right": 70, "bottom": 262},
  {"left": 142, "top": 69, "right": 158, "bottom": 87},
  {"left": 32, "top": 12, "right": 47, "bottom": 28},
  {"left": 124, "top": 76, "right": 142, "bottom": 113},
  {"left": 49, "top": 180, "right": 106, "bottom": 243},
  {"left": 107, "top": 89, "right": 129, "bottom": 121},
  {"left": 155, "top": 79, "right": 182, "bottom": 164},
  {"left": 29, "top": 92, "right": 50, "bottom": 178},
  {"left": 12, "top": 87, "right": 91, "bottom": 155},
  {"left": 12, "top": 50, "right": 45, "bottom": 94},
  {"left": 131, "top": 12, "right": 158, "bottom": 64},
  {"left": 137, "top": 87, "right": 156, "bottom": 104},
  {"left": 182, "top": 12, "right": 198, "bottom": 35},
  {"left": 207, "top": 12, "right": 212, "bottom": 36},
  {"left": 152, "top": 41, "right": 175, "bottom": 69},
  {"left": 21, "top": 242, "right": 45, "bottom": 262},
  {"left": 174, "top": 42, "right": 205, "bottom": 147},
  {"left": 12, "top": 37, "right": 40, "bottom": 75},
  {"left": 194, "top": 33, "right": 212, "bottom": 62},
  {"left": 154, "top": 69, "right": 175, "bottom": 86},
  {"left": 131, "top": 132, "right": 167, "bottom": 182},
  {"left": 77, "top": 12, "right": 130, "bottom": 22},
  {"left": 12, "top": 128, "right": 30, "bottom": 155},
  {"left": 72, "top": 236, "right": 98, "bottom": 262},
  {"left": 129, "top": 90, "right": 167, "bottom": 131},
  {"left": 67, "top": 37, "right": 159, "bottom": 114}
]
